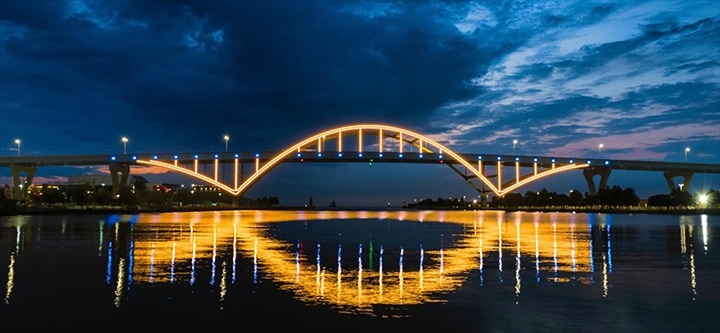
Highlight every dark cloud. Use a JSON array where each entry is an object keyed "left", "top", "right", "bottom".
[{"left": 1, "top": 0, "right": 718, "bottom": 203}]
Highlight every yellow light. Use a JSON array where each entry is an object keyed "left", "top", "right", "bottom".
[
  {"left": 135, "top": 124, "right": 591, "bottom": 198},
  {"left": 699, "top": 194, "right": 708, "bottom": 204}
]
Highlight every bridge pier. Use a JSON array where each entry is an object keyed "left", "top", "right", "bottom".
[
  {"left": 664, "top": 170, "right": 693, "bottom": 192},
  {"left": 583, "top": 166, "right": 611, "bottom": 196},
  {"left": 9, "top": 164, "right": 36, "bottom": 201},
  {"left": 109, "top": 163, "right": 130, "bottom": 195}
]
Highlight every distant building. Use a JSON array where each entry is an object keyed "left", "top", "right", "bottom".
[
  {"left": 151, "top": 183, "right": 183, "bottom": 192},
  {"left": 66, "top": 174, "right": 148, "bottom": 190}
]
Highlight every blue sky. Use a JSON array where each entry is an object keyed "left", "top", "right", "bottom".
[{"left": 1, "top": 1, "right": 719, "bottom": 207}]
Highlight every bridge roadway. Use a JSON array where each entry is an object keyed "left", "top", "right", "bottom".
[
  {"left": 1, "top": 151, "right": 719, "bottom": 173},
  {"left": 1, "top": 152, "right": 719, "bottom": 200}
]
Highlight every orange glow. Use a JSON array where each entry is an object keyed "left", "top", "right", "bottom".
[
  {"left": 214, "top": 159, "right": 218, "bottom": 181},
  {"left": 136, "top": 124, "right": 589, "bottom": 197},
  {"left": 234, "top": 158, "right": 239, "bottom": 188},
  {"left": 497, "top": 161, "right": 502, "bottom": 191},
  {"left": 137, "top": 159, "right": 235, "bottom": 193},
  {"left": 120, "top": 210, "right": 594, "bottom": 313}
]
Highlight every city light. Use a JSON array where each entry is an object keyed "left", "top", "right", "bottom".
[
  {"left": 685, "top": 147, "right": 690, "bottom": 162},
  {"left": 14, "top": 139, "right": 20, "bottom": 156},
  {"left": 121, "top": 137, "right": 128, "bottom": 154},
  {"left": 223, "top": 135, "right": 230, "bottom": 152},
  {"left": 698, "top": 193, "right": 708, "bottom": 204}
]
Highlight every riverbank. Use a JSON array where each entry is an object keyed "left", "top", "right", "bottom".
[{"left": 2, "top": 202, "right": 718, "bottom": 216}]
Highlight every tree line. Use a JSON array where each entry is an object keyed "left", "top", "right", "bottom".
[{"left": 406, "top": 186, "right": 718, "bottom": 210}]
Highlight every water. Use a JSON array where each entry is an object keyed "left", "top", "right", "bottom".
[{"left": 1, "top": 210, "right": 718, "bottom": 332}]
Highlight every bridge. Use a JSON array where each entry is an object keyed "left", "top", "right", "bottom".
[{"left": 1, "top": 124, "right": 719, "bottom": 201}]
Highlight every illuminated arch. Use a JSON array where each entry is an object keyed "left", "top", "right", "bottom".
[{"left": 137, "top": 124, "right": 588, "bottom": 197}]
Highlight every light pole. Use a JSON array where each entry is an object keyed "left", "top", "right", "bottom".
[
  {"left": 685, "top": 147, "right": 690, "bottom": 162},
  {"left": 598, "top": 143, "right": 603, "bottom": 158},
  {"left": 14, "top": 139, "right": 20, "bottom": 156},
  {"left": 513, "top": 139, "right": 518, "bottom": 154},
  {"left": 223, "top": 135, "right": 230, "bottom": 152},
  {"left": 121, "top": 137, "right": 128, "bottom": 154}
]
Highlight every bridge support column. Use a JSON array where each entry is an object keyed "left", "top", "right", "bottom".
[
  {"left": 9, "top": 164, "right": 36, "bottom": 201},
  {"left": 664, "top": 170, "right": 694, "bottom": 192},
  {"left": 583, "top": 166, "right": 611, "bottom": 196},
  {"left": 109, "top": 163, "right": 130, "bottom": 195}
]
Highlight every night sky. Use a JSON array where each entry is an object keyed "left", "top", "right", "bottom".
[{"left": 1, "top": 1, "right": 719, "bottom": 207}]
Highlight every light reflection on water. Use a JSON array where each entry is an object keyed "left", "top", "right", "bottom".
[{"left": 1, "top": 210, "right": 718, "bottom": 332}]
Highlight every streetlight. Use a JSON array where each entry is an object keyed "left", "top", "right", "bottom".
[
  {"left": 223, "top": 135, "right": 230, "bottom": 152},
  {"left": 121, "top": 137, "right": 128, "bottom": 154},
  {"left": 14, "top": 139, "right": 20, "bottom": 156},
  {"left": 598, "top": 143, "right": 604, "bottom": 158},
  {"left": 513, "top": 139, "right": 518, "bottom": 153},
  {"left": 685, "top": 147, "right": 690, "bottom": 162}
]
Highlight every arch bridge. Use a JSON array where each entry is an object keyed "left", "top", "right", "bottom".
[
  {"left": 2, "top": 124, "right": 719, "bottom": 201},
  {"left": 134, "top": 124, "right": 589, "bottom": 197}
]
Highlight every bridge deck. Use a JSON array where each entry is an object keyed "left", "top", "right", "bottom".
[{"left": 1, "top": 153, "right": 719, "bottom": 173}]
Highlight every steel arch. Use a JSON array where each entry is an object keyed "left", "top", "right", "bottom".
[{"left": 136, "top": 124, "right": 588, "bottom": 197}]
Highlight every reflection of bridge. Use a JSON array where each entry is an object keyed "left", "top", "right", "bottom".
[
  {"left": 110, "top": 210, "right": 601, "bottom": 311},
  {"left": 1, "top": 124, "right": 719, "bottom": 200}
]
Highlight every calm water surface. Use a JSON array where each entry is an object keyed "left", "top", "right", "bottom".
[{"left": 1, "top": 210, "right": 718, "bottom": 332}]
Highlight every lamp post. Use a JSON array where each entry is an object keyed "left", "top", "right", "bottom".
[
  {"left": 223, "top": 135, "right": 230, "bottom": 152},
  {"left": 121, "top": 137, "right": 128, "bottom": 154},
  {"left": 685, "top": 147, "right": 690, "bottom": 162},
  {"left": 513, "top": 139, "right": 518, "bottom": 154},
  {"left": 14, "top": 139, "right": 20, "bottom": 156},
  {"left": 598, "top": 143, "right": 603, "bottom": 158}
]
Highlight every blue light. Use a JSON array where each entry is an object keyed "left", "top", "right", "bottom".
[
  {"left": 515, "top": 157, "right": 519, "bottom": 161},
  {"left": 587, "top": 160, "right": 592, "bottom": 164},
  {"left": 297, "top": 153, "right": 301, "bottom": 158},
  {"left": 338, "top": 153, "right": 343, "bottom": 157},
  {"left": 317, "top": 153, "right": 322, "bottom": 157},
  {"left": 399, "top": 153, "right": 403, "bottom": 158},
  {"left": 478, "top": 156, "right": 482, "bottom": 160},
  {"left": 438, "top": 154, "right": 443, "bottom": 159},
  {"left": 551, "top": 158, "right": 556, "bottom": 163},
  {"left": 110, "top": 156, "right": 116, "bottom": 161},
  {"left": 234, "top": 154, "right": 239, "bottom": 158},
  {"left": 497, "top": 156, "right": 502, "bottom": 160},
  {"left": 604, "top": 160, "right": 610, "bottom": 165},
  {"left": 359, "top": 153, "right": 363, "bottom": 157},
  {"left": 569, "top": 159, "right": 574, "bottom": 163},
  {"left": 533, "top": 158, "right": 538, "bottom": 162},
  {"left": 379, "top": 153, "right": 383, "bottom": 157},
  {"left": 419, "top": 154, "right": 423, "bottom": 158},
  {"left": 194, "top": 155, "right": 199, "bottom": 159},
  {"left": 132, "top": 156, "right": 137, "bottom": 160},
  {"left": 153, "top": 155, "right": 158, "bottom": 160},
  {"left": 255, "top": 153, "right": 259, "bottom": 158},
  {"left": 214, "top": 154, "right": 219, "bottom": 158},
  {"left": 173, "top": 155, "right": 178, "bottom": 159}
]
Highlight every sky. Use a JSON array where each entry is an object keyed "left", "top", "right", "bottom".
[{"left": 1, "top": 0, "right": 719, "bottom": 207}]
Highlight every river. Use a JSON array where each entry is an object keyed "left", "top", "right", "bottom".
[{"left": 1, "top": 210, "right": 718, "bottom": 332}]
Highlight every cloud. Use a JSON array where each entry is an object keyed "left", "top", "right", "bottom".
[{"left": 1, "top": 0, "right": 718, "bottom": 203}]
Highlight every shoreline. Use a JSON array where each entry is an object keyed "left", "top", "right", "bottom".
[{"left": 2, "top": 204, "right": 718, "bottom": 216}]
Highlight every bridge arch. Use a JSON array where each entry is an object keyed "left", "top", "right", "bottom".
[{"left": 136, "top": 124, "right": 588, "bottom": 197}]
